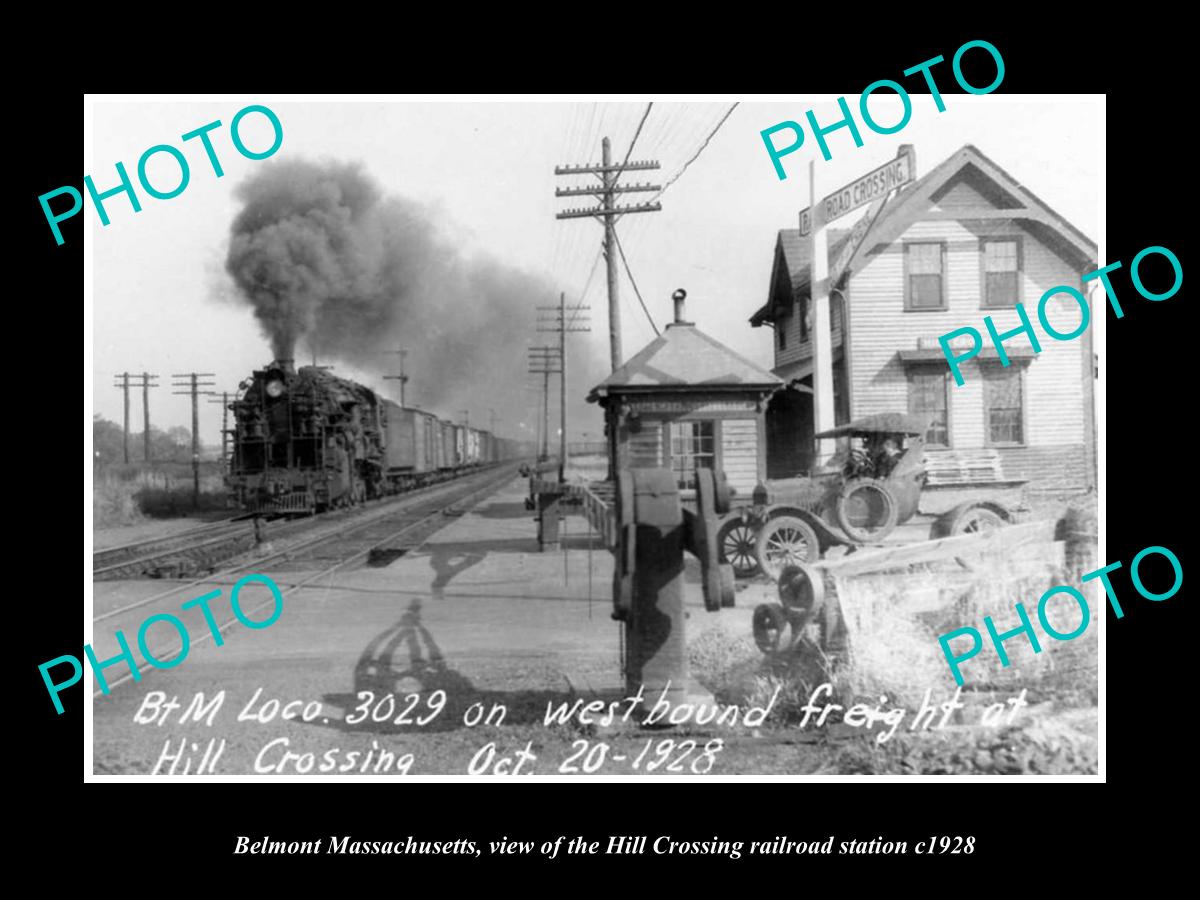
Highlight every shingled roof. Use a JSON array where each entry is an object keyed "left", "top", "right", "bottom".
[
  {"left": 749, "top": 227, "right": 852, "bottom": 326},
  {"left": 588, "top": 321, "right": 782, "bottom": 401},
  {"left": 749, "top": 144, "right": 1098, "bottom": 328}
]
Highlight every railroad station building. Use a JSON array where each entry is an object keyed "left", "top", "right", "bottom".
[
  {"left": 588, "top": 294, "right": 782, "bottom": 499},
  {"left": 750, "top": 144, "right": 1098, "bottom": 493}
]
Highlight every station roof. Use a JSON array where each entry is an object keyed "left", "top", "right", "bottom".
[{"left": 588, "top": 321, "right": 782, "bottom": 401}]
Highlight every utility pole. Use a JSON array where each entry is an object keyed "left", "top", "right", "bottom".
[
  {"left": 173, "top": 372, "right": 216, "bottom": 508},
  {"left": 137, "top": 372, "right": 159, "bottom": 461},
  {"left": 555, "top": 140, "right": 660, "bottom": 372},
  {"left": 206, "top": 390, "right": 232, "bottom": 471},
  {"left": 383, "top": 347, "right": 410, "bottom": 407},
  {"left": 113, "top": 372, "right": 131, "bottom": 463},
  {"left": 489, "top": 408, "right": 498, "bottom": 434},
  {"left": 528, "top": 345, "right": 561, "bottom": 462},
  {"left": 538, "top": 292, "right": 591, "bottom": 480},
  {"left": 460, "top": 410, "right": 470, "bottom": 430}
]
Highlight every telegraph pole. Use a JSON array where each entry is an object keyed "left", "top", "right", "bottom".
[
  {"left": 206, "top": 390, "right": 232, "bottom": 471},
  {"left": 555, "top": 141, "right": 660, "bottom": 372},
  {"left": 173, "top": 372, "right": 216, "bottom": 507},
  {"left": 489, "top": 408, "right": 498, "bottom": 434},
  {"left": 113, "top": 372, "right": 131, "bottom": 463},
  {"left": 527, "top": 346, "right": 561, "bottom": 462},
  {"left": 384, "top": 347, "right": 410, "bottom": 407},
  {"left": 138, "top": 372, "right": 159, "bottom": 461},
  {"left": 538, "top": 292, "right": 591, "bottom": 480}
]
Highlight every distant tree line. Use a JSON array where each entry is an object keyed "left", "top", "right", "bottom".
[{"left": 93, "top": 415, "right": 215, "bottom": 467}]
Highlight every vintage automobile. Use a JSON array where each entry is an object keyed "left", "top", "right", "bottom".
[{"left": 716, "top": 412, "right": 1015, "bottom": 581}]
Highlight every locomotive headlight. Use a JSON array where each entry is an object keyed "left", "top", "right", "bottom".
[{"left": 265, "top": 379, "right": 285, "bottom": 398}]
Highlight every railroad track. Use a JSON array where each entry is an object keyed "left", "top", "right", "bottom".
[
  {"left": 92, "top": 518, "right": 255, "bottom": 580},
  {"left": 91, "top": 464, "right": 511, "bottom": 582},
  {"left": 91, "top": 463, "right": 521, "bottom": 696}
]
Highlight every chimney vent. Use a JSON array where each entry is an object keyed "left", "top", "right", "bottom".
[{"left": 671, "top": 288, "right": 692, "bottom": 326}]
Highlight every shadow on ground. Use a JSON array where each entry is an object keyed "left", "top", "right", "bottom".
[{"left": 320, "top": 599, "right": 613, "bottom": 733}]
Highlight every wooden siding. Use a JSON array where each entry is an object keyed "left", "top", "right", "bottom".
[
  {"left": 720, "top": 418, "right": 760, "bottom": 495},
  {"left": 773, "top": 291, "right": 846, "bottom": 370},
  {"left": 847, "top": 181, "right": 1088, "bottom": 472}
]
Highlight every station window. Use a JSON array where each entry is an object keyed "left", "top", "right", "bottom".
[
  {"left": 983, "top": 364, "right": 1024, "bottom": 445},
  {"left": 982, "top": 238, "right": 1021, "bottom": 307},
  {"left": 776, "top": 316, "right": 788, "bottom": 351},
  {"left": 906, "top": 367, "right": 950, "bottom": 446},
  {"left": 905, "top": 242, "right": 946, "bottom": 310},
  {"left": 669, "top": 420, "right": 716, "bottom": 489}
]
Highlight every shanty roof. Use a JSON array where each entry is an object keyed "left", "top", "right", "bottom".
[
  {"left": 588, "top": 321, "right": 782, "bottom": 401},
  {"left": 750, "top": 143, "right": 1099, "bottom": 327}
]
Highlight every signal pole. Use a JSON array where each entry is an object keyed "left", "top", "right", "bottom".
[
  {"left": 207, "top": 390, "right": 233, "bottom": 470},
  {"left": 555, "top": 140, "right": 660, "bottom": 372},
  {"left": 538, "top": 292, "right": 591, "bottom": 480},
  {"left": 139, "top": 372, "right": 159, "bottom": 461},
  {"left": 528, "top": 345, "right": 561, "bottom": 462},
  {"left": 114, "top": 372, "right": 131, "bottom": 463},
  {"left": 384, "top": 347, "right": 410, "bottom": 407},
  {"left": 173, "top": 372, "right": 216, "bottom": 508}
]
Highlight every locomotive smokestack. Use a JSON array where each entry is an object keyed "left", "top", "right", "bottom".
[
  {"left": 671, "top": 288, "right": 692, "bottom": 326},
  {"left": 276, "top": 358, "right": 296, "bottom": 374}
]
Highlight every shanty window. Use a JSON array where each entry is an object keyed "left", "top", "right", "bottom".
[
  {"left": 907, "top": 367, "right": 950, "bottom": 447},
  {"left": 905, "top": 242, "right": 946, "bottom": 310},
  {"left": 982, "top": 238, "right": 1021, "bottom": 307},
  {"left": 669, "top": 420, "right": 716, "bottom": 490},
  {"left": 983, "top": 364, "right": 1024, "bottom": 445}
]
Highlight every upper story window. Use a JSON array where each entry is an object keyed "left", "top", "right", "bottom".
[
  {"left": 982, "top": 238, "right": 1021, "bottom": 308},
  {"left": 905, "top": 242, "right": 946, "bottom": 311},
  {"left": 777, "top": 319, "right": 787, "bottom": 351},
  {"left": 798, "top": 295, "right": 809, "bottom": 341}
]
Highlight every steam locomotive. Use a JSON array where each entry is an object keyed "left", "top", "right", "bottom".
[{"left": 226, "top": 360, "right": 529, "bottom": 514}]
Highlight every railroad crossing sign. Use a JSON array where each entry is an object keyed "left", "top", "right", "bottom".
[{"left": 799, "top": 152, "right": 914, "bottom": 236}]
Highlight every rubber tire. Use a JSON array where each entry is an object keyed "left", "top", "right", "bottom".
[
  {"left": 717, "top": 517, "right": 762, "bottom": 579},
  {"left": 835, "top": 478, "right": 899, "bottom": 543},
  {"left": 754, "top": 515, "right": 821, "bottom": 582}
]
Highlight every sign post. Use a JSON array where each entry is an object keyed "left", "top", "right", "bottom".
[
  {"left": 804, "top": 148, "right": 915, "bottom": 467},
  {"left": 809, "top": 159, "right": 836, "bottom": 467}
]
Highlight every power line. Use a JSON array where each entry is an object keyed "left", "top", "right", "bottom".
[
  {"left": 654, "top": 102, "right": 739, "bottom": 201},
  {"left": 613, "top": 229, "right": 659, "bottom": 337},
  {"left": 613, "top": 102, "right": 653, "bottom": 184}
]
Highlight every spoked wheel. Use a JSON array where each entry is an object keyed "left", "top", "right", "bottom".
[
  {"left": 754, "top": 515, "right": 820, "bottom": 582},
  {"left": 951, "top": 507, "right": 1006, "bottom": 535},
  {"left": 717, "top": 517, "right": 761, "bottom": 578},
  {"left": 934, "top": 502, "right": 1012, "bottom": 571},
  {"left": 752, "top": 603, "right": 790, "bottom": 654}
]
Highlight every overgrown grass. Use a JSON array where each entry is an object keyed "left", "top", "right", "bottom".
[{"left": 93, "top": 464, "right": 230, "bottom": 526}]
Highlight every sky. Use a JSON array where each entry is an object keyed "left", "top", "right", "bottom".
[{"left": 87, "top": 96, "right": 1101, "bottom": 447}]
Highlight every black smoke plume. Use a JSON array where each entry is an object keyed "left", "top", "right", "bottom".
[{"left": 225, "top": 159, "right": 603, "bottom": 436}]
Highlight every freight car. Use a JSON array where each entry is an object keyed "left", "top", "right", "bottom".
[{"left": 226, "top": 359, "right": 521, "bottom": 515}]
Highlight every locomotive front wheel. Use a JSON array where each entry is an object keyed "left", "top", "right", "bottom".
[
  {"left": 755, "top": 515, "right": 820, "bottom": 582},
  {"left": 717, "top": 518, "right": 761, "bottom": 578},
  {"left": 752, "top": 603, "right": 789, "bottom": 654}
]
